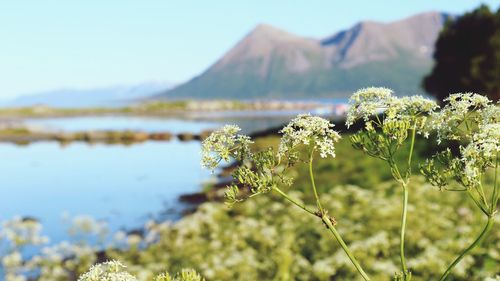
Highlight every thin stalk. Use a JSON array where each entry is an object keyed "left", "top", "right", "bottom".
[
  {"left": 438, "top": 217, "right": 495, "bottom": 281},
  {"left": 467, "top": 190, "right": 489, "bottom": 216},
  {"left": 273, "top": 187, "right": 316, "bottom": 216},
  {"left": 400, "top": 185, "right": 409, "bottom": 277},
  {"left": 476, "top": 182, "right": 489, "bottom": 209},
  {"left": 397, "top": 125, "right": 416, "bottom": 279},
  {"left": 274, "top": 187, "right": 371, "bottom": 281},
  {"left": 309, "top": 148, "right": 323, "bottom": 213},
  {"left": 322, "top": 215, "right": 372, "bottom": 281},
  {"left": 407, "top": 126, "right": 417, "bottom": 174},
  {"left": 491, "top": 152, "right": 499, "bottom": 214}
]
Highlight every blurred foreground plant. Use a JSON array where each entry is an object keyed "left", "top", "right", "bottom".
[
  {"left": 78, "top": 260, "right": 204, "bottom": 281},
  {"left": 347, "top": 87, "right": 438, "bottom": 280},
  {"left": 420, "top": 93, "right": 499, "bottom": 281},
  {"left": 202, "top": 114, "right": 370, "bottom": 280},
  {"left": 201, "top": 89, "right": 498, "bottom": 281}
]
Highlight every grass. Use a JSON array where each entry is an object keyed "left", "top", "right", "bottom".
[{"left": 0, "top": 100, "right": 320, "bottom": 118}]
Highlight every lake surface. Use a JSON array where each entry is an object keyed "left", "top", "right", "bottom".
[
  {"left": 0, "top": 115, "right": 304, "bottom": 247},
  {"left": 24, "top": 116, "right": 220, "bottom": 133},
  {"left": 0, "top": 140, "right": 212, "bottom": 242},
  {"left": 23, "top": 114, "right": 301, "bottom": 135}
]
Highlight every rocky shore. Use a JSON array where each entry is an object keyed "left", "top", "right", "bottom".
[{"left": 0, "top": 128, "right": 213, "bottom": 145}]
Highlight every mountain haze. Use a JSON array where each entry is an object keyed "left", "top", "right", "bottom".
[
  {"left": 159, "top": 12, "right": 449, "bottom": 100},
  {"left": 6, "top": 82, "right": 173, "bottom": 108}
]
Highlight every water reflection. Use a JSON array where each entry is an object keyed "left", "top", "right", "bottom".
[{"left": 0, "top": 141, "right": 210, "bottom": 242}]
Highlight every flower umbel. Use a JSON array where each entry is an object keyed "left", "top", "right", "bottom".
[
  {"left": 279, "top": 114, "right": 341, "bottom": 159},
  {"left": 201, "top": 125, "right": 253, "bottom": 170},
  {"left": 78, "top": 260, "right": 137, "bottom": 281},
  {"left": 346, "top": 87, "right": 394, "bottom": 127},
  {"left": 429, "top": 93, "right": 492, "bottom": 143},
  {"left": 155, "top": 269, "right": 205, "bottom": 281}
]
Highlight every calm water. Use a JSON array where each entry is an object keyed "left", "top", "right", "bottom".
[
  {"left": 24, "top": 116, "right": 220, "bottom": 133},
  {"left": 0, "top": 117, "right": 226, "bottom": 245},
  {"left": 0, "top": 115, "right": 302, "bottom": 245},
  {"left": 23, "top": 114, "right": 301, "bottom": 135},
  {"left": 0, "top": 114, "right": 325, "bottom": 280},
  {"left": 0, "top": 141, "right": 212, "bottom": 242}
]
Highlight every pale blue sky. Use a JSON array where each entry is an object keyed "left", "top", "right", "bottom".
[{"left": 0, "top": 0, "right": 497, "bottom": 99}]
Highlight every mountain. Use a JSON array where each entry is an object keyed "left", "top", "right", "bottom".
[
  {"left": 158, "top": 12, "right": 449, "bottom": 100},
  {"left": 5, "top": 81, "right": 173, "bottom": 108}
]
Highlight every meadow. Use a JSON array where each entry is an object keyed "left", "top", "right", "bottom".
[
  {"left": 1, "top": 92, "right": 498, "bottom": 281},
  {"left": 2, "top": 135, "right": 498, "bottom": 281}
]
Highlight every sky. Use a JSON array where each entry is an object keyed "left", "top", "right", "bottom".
[{"left": 0, "top": 0, "right": 498, "bottom": 99}]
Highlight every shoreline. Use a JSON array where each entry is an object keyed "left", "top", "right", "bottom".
[
  {"left": 0, "top": 129, "right": 213, "bottom": 145},
  {"left": 0, "top": 99, "right": 345, "bottom": 119}
]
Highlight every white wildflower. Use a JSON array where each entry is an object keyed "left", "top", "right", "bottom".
[
  {"left": 5, "top": 273, "right": 26, "bottom": 281},
  {"left": 155, "top": 269, "right": 205, "bottom": 281},
  {"left": 78, "top": 260, "right": 137, "bottom": 281},
  {"left": 279, "top": 114, "right": 340, "bottom": 158},
  {"left": 430, "top": 93, "right": 492, "bottom": 143},
  {"left": 346, "top": 88, "right": 437, "bottom": 136},
  {"left": 480, "top": 102, "right": 500, "bottom": 125},
  {"left": 201, "top": 125, "right": 253, "bottom": 170},
  {"left": 2, "top": 251, "right": 23, "bottom": 268},
  {"left": 385, "top": 95, "right": 438, "bottom": 122},
  {"left": 461, "top": 123, "right": 500, "bottom": 185},
  {"left": 1, "top": 216, "right": 49, "bottom": 248},
  {"left": 346, "top": 87, "right": 394, "bottom": 127}
]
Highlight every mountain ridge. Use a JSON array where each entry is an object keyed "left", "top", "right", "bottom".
[
  {"left": 158, "top": 11, "right": 450, "bottom": 100},
  {"left": 5, "top": 81, "right": 173, "bottom": 108}
]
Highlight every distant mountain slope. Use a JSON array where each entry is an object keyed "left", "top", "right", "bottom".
[
  {"left": 159, "top": 12, "right": 449, "bottom": 100},
  {"left": 5, "top": 82, "right": 173, "bottom": 108}
]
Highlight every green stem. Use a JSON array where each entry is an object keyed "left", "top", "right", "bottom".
[
  {"left": 491, "top": 152, "right": 499, "bottom": 214},
  {"left": 467, "top": 190, "right": 490, "bottom": 216},
  {"left": 400, "top": 185, "right": 409, "bottom": 277},
  {"left": 322, "top": 215, "right": 371, "bottom": 281},
  {"left": 407, "top": 126, "right": 417, "bottom": 174},
  {"left": 273, "top": 187, "right": 316, "bottom": 216},
  {"left": 274, "top": 187, "right": 371, "bottom": 281},
  {"left": 396, "top": 125, "right": 416, "bottom": 279},
  {"left": 309, "top": 148, "right": 323, "bottom": 213},
  {"left": 438, "top": 217, "right": 495, "bottom": 281},
  {"left": 477, "top": 182, "right": 489, "bottom": 210}
]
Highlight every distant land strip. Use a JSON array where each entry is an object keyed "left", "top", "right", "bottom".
[
  {"left": 0, "top": 128, "right": 213, "bottom": 146},
  {"left": 0, "top": 100, "right": 329, "bottom": 119}
]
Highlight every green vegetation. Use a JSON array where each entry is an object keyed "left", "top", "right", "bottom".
[
  {"left": 424, "top": 5, "right": 500, "bottom": 102},
  {"left": 0, "top": 100, "right": 317, "bottom": 118},
  {"left": 1, "top": 90, "right": 498, "bottom": 281},
  {"left": 164, "top": 52, "right": 431, "bottom": 100},
  {"left": 77, "top": 261, "right": 204, "bottom": 281},
  {"left": 198, "top": 89, "right": 498, "bottom": 280},
  {"left": 1, "top": 136, "right": 498, "bottom": 280}
]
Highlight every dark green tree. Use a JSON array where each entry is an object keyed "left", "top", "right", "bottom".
[{"left": 423, "top": 5, "right": 500, "bottom": 102}]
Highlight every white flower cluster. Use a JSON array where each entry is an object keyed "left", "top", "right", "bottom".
[
  {"left": 2, "top": 251, "right": 22, "bottom": 268},
  {"left": 279, "top": 114, "right": 340, "bottom": 158},
  {"left": 346, "top": 87, "right": 394, "bottom": 127},
  {"left": 0, "top": 216, "right": 49, "bottom": 248},
  {"left": 67, "top": 215, "right": 109, "bottom": 241},
  {"left": 422, "top": 93, "right": 499, "bottom": 198},
  {"left": 461, "top": 123, "right": 500, "bottom": 184},
  {"left": 78, "top": 260, "right": 137, "bottom": 281},
  {"left": 155, "top": 269, "right": 205, "bottom": 281},
  {"left": 201, "top": 125, "right": 253, "bottom": 170},
  {"left": 346, "top": 87, "right": 437, "bottom": 134},
  {"left": 385, "top": 95, "right": 438, "bottom": 122},
  {"left": 430, "top": 93, "right": 492, "bottom": 143}
]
